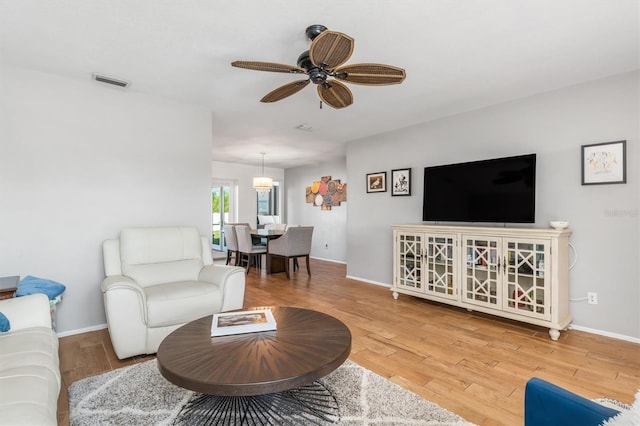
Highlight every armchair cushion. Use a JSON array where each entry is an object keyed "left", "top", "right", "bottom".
[
  {"left": 145, "top": 280, "right": 222, "bottom": 327},
  {"left": 120, "top": 227, "right": 204, "bottom": 286}
]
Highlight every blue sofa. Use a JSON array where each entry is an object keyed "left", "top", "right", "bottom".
[{"left": 525, "top": 377, "right": 621, "bottom": 426}]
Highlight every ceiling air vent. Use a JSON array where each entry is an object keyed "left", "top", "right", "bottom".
[
  {"left": 295, "top": 123, "right": 313, "bottom": 132},
  {"left": 92, "top": 73, "right": 130, "bottom": 88}
]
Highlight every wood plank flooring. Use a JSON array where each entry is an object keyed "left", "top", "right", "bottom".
[{"left": 57, "top": 259, "right": 639, "bottom": 425}]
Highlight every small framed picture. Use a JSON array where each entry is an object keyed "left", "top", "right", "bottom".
[
  {"left": 581, "top": 140, "right": 626, "bottom": 185},
  {"left": 391, "top": 168, "right": 411, "bottom": 196},
  {"left": 366, "top": 172, "right": 387, "bottom": 193}
]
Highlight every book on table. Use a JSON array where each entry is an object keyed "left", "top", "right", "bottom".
[{"left": 211, "top": 309, "right": 277, "bottom": 337}]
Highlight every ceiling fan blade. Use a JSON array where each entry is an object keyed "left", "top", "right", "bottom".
[
  {"left": 309, "top": 31, "right": 354, "bottom": 70},
  {"left": 261, "top": 79, "right": 310, "bottom": 103},
  {"left": 231, "top": 60, "right": 305, "bottom": 74},
  {"left": 317, "top": 80, "right": 353, "bottom": 109},
  {"left": 333, "top": 63, "right": 406, "bottom": 85}
]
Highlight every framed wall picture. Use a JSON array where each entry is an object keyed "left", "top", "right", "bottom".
[
  {"left": 366, "top": 172, "right": 386, "bottom": 193},
  {"left": 581, "top": 140, "right": 626, "bottom": 185},
  {"left": 391, "top": 168, "right": 411, "bottom": 196}
]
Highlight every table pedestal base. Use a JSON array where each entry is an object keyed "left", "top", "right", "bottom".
[{"left": 174, "top": 381, "right": 339, "bottom": 425}]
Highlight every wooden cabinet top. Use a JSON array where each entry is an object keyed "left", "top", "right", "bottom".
[{"left": 392, "top": 224, "right": 571, "bottom": 239}]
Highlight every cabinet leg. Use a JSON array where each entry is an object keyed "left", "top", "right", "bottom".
[
  {"left": 392, "top": 291, "right": 399, "bottom": 300},
  {"left": 549, "top": 328, "right": 560, "bottom": 341}
]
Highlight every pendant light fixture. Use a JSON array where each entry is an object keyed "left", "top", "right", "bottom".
[{"left": 253, "top": 152, "right": 273, "bottom": 195}]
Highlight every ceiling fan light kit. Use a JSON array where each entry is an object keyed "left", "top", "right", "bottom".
[{"left": 231, "top": 25, "right": 406, "bottom": 109}]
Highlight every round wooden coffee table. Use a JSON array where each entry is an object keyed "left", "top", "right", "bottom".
[{"left": 157, "top": 306, "right": 351, "bottom": 424}]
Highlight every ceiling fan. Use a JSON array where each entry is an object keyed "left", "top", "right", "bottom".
[{"left": 231, "top": 25, "right": 406, "bottom": 109}]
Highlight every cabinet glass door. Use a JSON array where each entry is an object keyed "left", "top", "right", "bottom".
[
  {"left": 397, "top": 233, "right": 424, "bottom": 292},
  {"left": 462, "top": 236, "right": 500, "bottom": 308},
  {"left": 425, "top": 235, "right": 457, "bottom": 300},
  {"left": 504, "top": 239, "right": 550, "bottom": 319}
]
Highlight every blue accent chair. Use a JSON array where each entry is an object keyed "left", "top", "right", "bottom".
[{"left": 525, "top": 377, "right": 620, "bottom": 426}]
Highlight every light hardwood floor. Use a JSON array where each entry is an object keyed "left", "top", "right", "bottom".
[{"left": 57, "top": 259, "right": 639, "bottom": 425}]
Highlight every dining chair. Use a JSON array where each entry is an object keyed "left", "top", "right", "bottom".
[
  {"left": 266, "top": 226, "right": 314, "bottom": 279},
  {"left": 222, "top": 224, "right": 239, "bottom": 265},
  {"left": 284, "top": 224, "right": 300, "bottom": 268},
  {"left": 264, "top": 223, "right": 287, "bottom": 231},
  {"left": 228, "top": 222, "right": 251, "bottom": 228},
  {"left": 230, "top": 222, "right": 263, "bottom": 245},
  {"left": 235, "top": 225, "right": 267, "bottom": 274}
]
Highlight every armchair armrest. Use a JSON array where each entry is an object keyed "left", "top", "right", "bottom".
[
  {"left": 101, "top": 275, "right": 147, "bottom": 323},
  {"left": 101, "top": 275, "right": 149, "bottom": 358},
  {"left": 525, "top": 377, "right": 620, "bottom": 426},
  {"left": 101, "top": 275, "right": 144, "bottom": 296},
  {"left": 0, "top": 293, "right": 51, "bottom": 331},
  {"left": 198, "top": 265, "right": 246, "bottom": 311}
]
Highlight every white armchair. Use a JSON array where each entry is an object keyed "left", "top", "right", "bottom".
[{"left": 101, "top": 226, "right": 245, "bottom": 359}]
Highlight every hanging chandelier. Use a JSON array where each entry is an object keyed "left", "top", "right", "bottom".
[{"left": 253, "top": 152, "right": 273, "bottom": 195}]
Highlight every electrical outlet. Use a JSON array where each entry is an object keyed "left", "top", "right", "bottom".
[{"left": 588, "top": 292, "right": 598, "bottom": 305}]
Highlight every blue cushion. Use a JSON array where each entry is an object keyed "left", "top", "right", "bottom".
[
  {"left": 0, "top": 312, "right": 9, "bottom": 332},
  {"left": 525, "top": 377, "right": 620, "bottom": 426},
  {"left": 16, "top": 275, "right": 66, "bottom": 300}
]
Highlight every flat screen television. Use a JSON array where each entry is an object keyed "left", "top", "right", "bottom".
[{"left": 422, "top": 154, "right": 536, "bottom": 223}]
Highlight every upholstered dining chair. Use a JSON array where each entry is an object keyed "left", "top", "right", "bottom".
[
  {"left": 264, "top": 223, "right": 287, "bottom": 231},
  {"left": 228, "top": 222, "right": 251, "bottom": 229},
  {"left": 229, "top": 222, "right": 261, "bottom": 245},
  {"left": 235, "top": 225, "right": 267, "bottom": 274},
  {"left": 267, "top": 226, "right": 314, "bottom": 279},
  {"left": 223, "top": 224, "right": 238, "bottom": 265}
]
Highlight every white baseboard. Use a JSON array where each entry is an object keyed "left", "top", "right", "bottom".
[
  {"left": 56, "top": 323, "right": 107, "bottom": 338},
  {"left": 310, "top": 256, "right": 346, "bottom": 265},
  {"left": 568, "top": 324, "right": 640, "bottom": 344},
  {"left": 345, "top": 275, "right": 391, "bottom": 288}
]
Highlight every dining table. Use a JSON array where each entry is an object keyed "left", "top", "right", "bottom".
[{"left": 250, "top": 229, "right": 285, "bottom": 274}]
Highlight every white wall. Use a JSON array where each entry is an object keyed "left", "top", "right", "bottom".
[
  {"left": 212, "top": 161, "right": 284, "bottom": 227},
  {"left": 285, "top": 161, "right": 348, "bottom": 262},
  {"left": 0, "top": 65, "right": 213, "bottom": 334},
  {"left": 345, "top": 71, "right": 639, "bottom": 339}
]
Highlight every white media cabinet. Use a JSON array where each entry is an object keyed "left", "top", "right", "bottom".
[{"left": 392, "top": 224, "right": 572, "bottom": 340}]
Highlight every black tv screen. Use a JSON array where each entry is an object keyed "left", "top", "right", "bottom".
[{"left": 422, "top": 154, "right": 536, "bottom": 223}]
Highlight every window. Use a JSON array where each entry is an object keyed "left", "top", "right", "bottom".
[{"left": 257, "top": 182, "right": 279, "bottom": 216}]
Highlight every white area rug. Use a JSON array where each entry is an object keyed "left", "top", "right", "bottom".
[{"left": 69, "top": 359, "right": 474, "bottom": 425}]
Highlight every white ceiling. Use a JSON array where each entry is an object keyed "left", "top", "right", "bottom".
[{"left": 1, "top": 0, "right": 638, "bottom": 168}]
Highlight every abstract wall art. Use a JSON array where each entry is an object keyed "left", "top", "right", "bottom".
[{"left": 305, "top": 176, "right": 347, "bottom": 210}]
